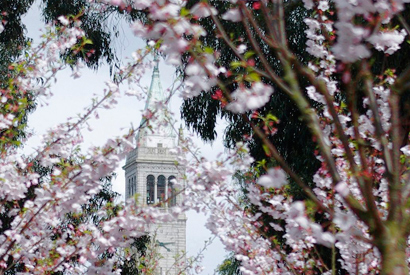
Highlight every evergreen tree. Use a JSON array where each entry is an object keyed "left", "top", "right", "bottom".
[{"left": 217, "top": 253, "right": 241, "bottom": 275}]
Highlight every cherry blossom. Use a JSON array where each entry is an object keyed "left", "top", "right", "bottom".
[
  {"left": 221, "top": 8, "right": 241, "bottom": 22},
  {"left": 226, "top": 82, "right": 274, "bottom": 113},
  {"left": 57, "top": 15, "right": 69, "bottom": 26},
  {"left": 190, "top": 2, "right": 217, "bottom": 18},
  {"left": 401, "top": 145, "right": 410, "bottom": 157},
  {"left": 2, "top": 0, "right": 410, "bottom": 274},
  {"left": 332, "top": 22, "right": 371, "bottom": 63},
  {"left": 257, "top": 168, "right": 287, "bottom": 189},
  {"left": 302, "top": 0, "right": 314, "bottom": 9},
  {"left": 367, "top": 29, "right": 407, "bottom": 55}
]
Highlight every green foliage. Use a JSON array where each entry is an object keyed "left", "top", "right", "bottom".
[
  {"left": 0, "top": 0, "right": 34, "bottom": 77},
  {"left": 0, "top": 2, "right": 37, "bottom": 151},
  {"left": 120, "top": 235, "right": 151, "bottom": 275},
  {"left": 42, "top": 0, "right": 116, "bottom": 69},
  {"left": 0, "top": 0, "right": 148, "bottom": 74},
  {"left": 217, "top": 253, "right": 241, "bottom": 275}
]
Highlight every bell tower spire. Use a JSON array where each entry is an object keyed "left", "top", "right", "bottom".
[
  {"left": 137, "top": 54, "right": 176, "bottom": 148},
  {"left": 123, "top": 53, "right": 186, "bottom": 275},
  {"left": 145, "top": 53, "right": 161, "bottom": 109},
  {"left": 153, "top": 53, "right": 159, "bottom": 72}
]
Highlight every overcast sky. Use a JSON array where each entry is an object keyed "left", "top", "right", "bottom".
[{"left": 21, "top": 1, "right": 228, "bottom": 274}]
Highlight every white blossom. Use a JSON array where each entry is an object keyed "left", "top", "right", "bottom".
[
  {"left": 57, "top": 16, "right": 70, "bottom": 26},
  {"left": 190, "top": 3, "right": 217, "bottom": 18},
  {"left": 302, "top": 0, "right": 314, "bottom": 9},
  {"left": 257, "top": 168, "right": 287, "bottom": 189},
  {"left": 332, "top": 22, "right": 371, "bottom": 63},
  {"left": 367, "top": 29, "right": 407, "bottom": 55},
  {"left": 221, "top": 8, "right": 241, "bottom": 22},
  {"left": 226, "top": 82, "right": 273, "bottom": 113},
  {"left": 401, "top": 145, "right": 410, "bottom": 157}
]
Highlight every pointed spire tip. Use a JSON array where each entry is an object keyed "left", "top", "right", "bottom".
[{"left": 153, "top": 52, "right": 159, "bottom": 72}]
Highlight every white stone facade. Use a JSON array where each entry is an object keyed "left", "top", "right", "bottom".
[{"left": 123, "top": 145, "right": 186, "bottom": 275}]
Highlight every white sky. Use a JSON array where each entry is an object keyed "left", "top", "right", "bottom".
[{"left": 21, "top": 1, "right": 228, "bottom": 274}]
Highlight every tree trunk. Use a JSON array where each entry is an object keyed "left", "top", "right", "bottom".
[{"left": 378, "top": 225, "right": 408, "bottom": 275}]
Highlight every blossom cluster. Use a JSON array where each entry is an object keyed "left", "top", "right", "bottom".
[{"left": 1, "top": 0, "right": 410, "bottom": 274}]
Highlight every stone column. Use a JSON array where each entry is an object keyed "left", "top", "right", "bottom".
[
  {"left": 154, "top": 176, "right": 158, "bottom": 204},
  {"left": 165, "top": 180, "right": 168, "bottom": 207}
]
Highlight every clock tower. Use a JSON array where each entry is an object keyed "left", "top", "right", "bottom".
[{"left": 123, "top": 56, "right": 186, "bottom": 275}]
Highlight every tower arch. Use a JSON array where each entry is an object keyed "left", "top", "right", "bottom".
[
  {"left": 147, "top": 175, "right": 155, "bottom": 204},
  {"left": 168, "top": 175, "right": 177, "bottom": 207}
]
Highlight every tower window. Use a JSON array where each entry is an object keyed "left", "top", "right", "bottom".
[
  {"left": 128, "top": 178, "right": 131, "bottom": 198},
  {"left": 157, "top": 143, "right": 162, "bottom": 148},
  {"left": 147, "top": 175, "right": 155, "bottom": 204},
  {"left": 133, "top": 176, "right": 136, "bottom": 196},
  {"left": 129, "top": 176, "right": 136, "bottom": 198},
  {"left": 131, "top": 176, "right": 135, "bottom": 197},
  {"left": 157, "top": 175, "right": 166, "bottom": 202},
  {"left": 132, "top": 178, "right": 135, "bottom": 198},
  {"left": 168, "top": 176, "right": 177, "bottom": 207}
]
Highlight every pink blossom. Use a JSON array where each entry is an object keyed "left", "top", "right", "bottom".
[
  {"left": 237, "top": 44, "right": 247, "bottom": 54},
  {"left": 400, "top": 145, "right": 410, "bottom": 156},
  {"left": 302, "top": 0, "right": 314, "bottom": 9},
  {"left": 335, "top": 182, "right": 349, "bottom": 197},
  {"left": 306, "top": 86, "right": 325, "bottom": 104},
  {"left": 332, "top": 22, "right": 371, "bottom": 63},
  {"left": 182, "top": 56, "right": 221, "bottom": 98},
  {"left": 131, "top": 21, "right": 148, "bottom": 37},
  {"left": 221, "top": 9, "right": 241, "bottom": 22},
  {"left": 190, "top": 3, "right": 217, "bottom": 18},
  {"left": 132, "top": 0, "right": 152, "bottom": 9},
  {"left": 57, "top": 16, "right": 69, "bottom": 26},
  {"left": 318, "top": 0, "right": 330, "bottom": 11},
  {"left": 226, "top": 82, "right": 273, "bottom": 113},
  {"left": 0, "top": 114, "right": 14, "bottom": 129},
  {"left": 257, "top": 168, "right": 287, "bottom": 189},
  {"left": 334, "top": 210, "right": 356, "bottom": 231},
  {"left": 306, "top": 40, "right": 327, "bottom": 58},
  {"left": 149, "top": 3, "right": 180, "bottom": 21},
  {"left": 367, "top": 29, "right": 407, "bottom": 55},
  {"left": 110, "top": 0, "right": 123, "bottom": 6}
]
